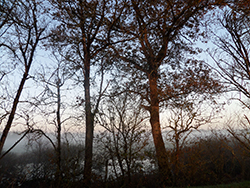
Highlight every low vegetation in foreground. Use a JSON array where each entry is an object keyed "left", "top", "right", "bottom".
[
  {"left": 1, "top": 132, "right": 250, "bottom": 188},
  {"left": 189, "top": 181, "right": 250, "bottom": 188}
]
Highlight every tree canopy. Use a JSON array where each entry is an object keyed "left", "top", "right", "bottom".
[{"left": 1, "top": 0, "right": 248, "bottom": 187}]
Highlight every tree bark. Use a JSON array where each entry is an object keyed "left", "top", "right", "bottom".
[
  {"left": 83, "top": 57, "right": 94, "bottom": 187},
  {"left": 148, "top": 70, "right": 172, "bottom": 184}
]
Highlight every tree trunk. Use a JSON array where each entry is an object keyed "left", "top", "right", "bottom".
[
  {"left": 0, "top": 71, "right": 28, "bottom": 155},
  {"left": 55, "top": 80, "right": 62, "bottom": 187},
  {"left": 148, "top": 71, "right": 172, "bottom": 184},
  {"left": 173, "top": 135, "right": 180, "bottom": 186},
  {"left": 83, "top": 57, "right": 94, "bottom": 187}
]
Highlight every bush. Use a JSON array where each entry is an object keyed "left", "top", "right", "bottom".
[{"left": 1, "top": 131, "right": 250, "bottom": 188}]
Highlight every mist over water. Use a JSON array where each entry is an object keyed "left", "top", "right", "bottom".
[
  {"left": 3, "top": 132, "right": 27, "bottom": 153},
  {"left": 2, "top": 129, "right": 222, "bottom": 154}
]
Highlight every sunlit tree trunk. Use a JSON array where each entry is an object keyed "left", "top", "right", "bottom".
[{"left": 148, "top": 70, "right": 172, "bottom": 183}]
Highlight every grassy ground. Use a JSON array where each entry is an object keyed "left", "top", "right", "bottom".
[{"left": 186, "top": 181, "right": 250, "bottom": 188}]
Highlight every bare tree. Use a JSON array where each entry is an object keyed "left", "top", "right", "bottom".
[
  {"left": 0, "top": 0, "right": 16, "bottom": 40},
  {"left": 209, "top": 5, "right": 250, "bottom": 149},
  {"left": 33, "top": 56, "right": 72, "bottom": 187},
  {"left": 0, "top": 0, "right": 49, "bottom": 155},
  {"left": 96, "top": 91, "right": 150, "bottom": 185},
  {"left": 164, "top": 93, "right": 220, "bottom": 186},
  {"left": 0, "top": 0, "right": 18, "bottom": 126},
  {"left": 209, "top": 8, "right": 250, "bottom": 103},
  {"left": 49, "top": 0, "right": 126, "bottom": 185}
]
